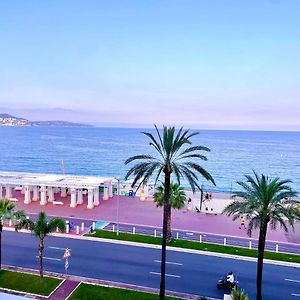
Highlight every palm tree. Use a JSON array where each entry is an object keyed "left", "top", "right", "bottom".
[
  {"left": 223, "top": 172, "right": 300, "bottom": 300},
  {"left": 15, "top": 211, "right": 65, "bottom": 280},
  {"left": 125, "top": 125, "right": 215, "bottom": 300},
  {"left": 154, "top": 182, "right": 186, "bottom": 241},
  {"left": 0, "top": 198, "right": 25, "bottom": 270}
]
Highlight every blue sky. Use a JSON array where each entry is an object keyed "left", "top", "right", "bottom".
[{"left": 0, "top": 1, "right": 300, "bottom": 130}]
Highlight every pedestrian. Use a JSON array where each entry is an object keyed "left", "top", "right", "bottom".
[
  {"left": 239, "top": 215, "right": 246, "bottom": 229},
  {"left": 69, "top": 222, "right": 74, "bottom": 231}
]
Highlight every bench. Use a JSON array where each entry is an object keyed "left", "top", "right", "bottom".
[
  {"left": 9, "top": 198, "right": 19, "bottom": 202},
  {"left": 53, "top": 201, "right": 64, "bottom": 205}
]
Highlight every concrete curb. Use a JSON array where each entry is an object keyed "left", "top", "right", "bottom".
[{"left": 0, "top": 286, "right": 43, "bottom": 299}]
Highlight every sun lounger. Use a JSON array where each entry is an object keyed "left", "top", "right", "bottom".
[
  {"left": 9, "top": 198, "right": 19, "bottom": 202},
  {"left": 53, "top": 200, "right": 64, "bottom": 205}
]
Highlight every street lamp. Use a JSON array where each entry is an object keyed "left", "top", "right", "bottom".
[
  {"left": 115, "top": 176, "right": 121, "bottom": 236},
  {"left": 200, "top": 183, "right": 204, "bottom": 212}
]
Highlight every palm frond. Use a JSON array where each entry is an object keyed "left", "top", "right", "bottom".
[
  {"left": 176, "top": 153, "right": 208, "bottom": 161},
  {"left": 224, "top": 171, "right": 299, "bottom": 238},
  {"left": 125, "top": 155, "right": 158, "bottom": 165},
  {"left": 183, "top": 162, "right": 215, "bottom": 185},
  {"left": 15, "top": 218, "right": 35, "bottom": 232},
  {"left": 47, "top": 218, "right": 66, "bottom": 233},
  {"left": 142, "top": 131, "right": 163, "bottom": 156},
  {"left": 178, "top": 145, "right": 210, "bottom": 157},
  {"left": 125, "top": 125, "right": 214, "bottom": 194}
]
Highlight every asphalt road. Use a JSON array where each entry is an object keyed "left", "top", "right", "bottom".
[{"left": 2, "top": 231, "right": 300, "bottom": 299}]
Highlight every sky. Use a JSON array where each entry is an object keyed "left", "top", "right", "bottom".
[{"left": 0, "top": 0, "right": 300, "bottom": 130}]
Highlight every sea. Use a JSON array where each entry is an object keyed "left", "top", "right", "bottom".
[{"left": 0, "top": 126, "right": 299, "bottom": 193}]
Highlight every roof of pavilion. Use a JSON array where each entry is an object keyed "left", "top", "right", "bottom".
[{"left": 0, "top": 171, "right": 113, "bottom": 189}]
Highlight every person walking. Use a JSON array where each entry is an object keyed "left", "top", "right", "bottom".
[{"left": 239, "top": 215, "right": 246, "bottom": 229}]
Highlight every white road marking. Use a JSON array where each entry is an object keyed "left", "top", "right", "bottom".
[
  {"left": 154, "top": 260, "right": 183, "bottom": 266},
  {"left": 36, "top": 256, "right": 61, "bottom": 261},
  {"left": 292, "top": 294, "right": 300, "bottom": 297},
  {"left": 285, "top": 279, "right": 300, "bottom": 283},
  {"left": 150, "top": 272, "right": 180, "bottom": 278},
  {"left": 49, "top": 246, "right": 66, "bottom": 251}
]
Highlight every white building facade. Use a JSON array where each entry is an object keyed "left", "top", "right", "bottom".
[{"left": 0, "top": 171, "right": 114, "bottom": 209}]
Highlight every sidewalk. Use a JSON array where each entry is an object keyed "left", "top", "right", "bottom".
[{"left": 48, "top": 280, "right": 79, "bottom": 300}]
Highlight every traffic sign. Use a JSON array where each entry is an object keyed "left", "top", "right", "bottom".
[
  {"left": 63, "top": 248, "right": 71, "bottom": 259},
  {"left": 65, "top": 258, "right": 69, "bottom": 270}
]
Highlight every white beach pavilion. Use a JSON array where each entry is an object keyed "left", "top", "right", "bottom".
[{"left": 0, "top": 171, "right": 114, "bottom": 209}]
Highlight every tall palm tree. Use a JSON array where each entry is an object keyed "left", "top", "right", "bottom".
[
  {"left": 154, "top": 182, "right": 186, "bottom": 241},
  {"left": 125, "top": 125, "right": 215, "bottom": 300},
  {"left": 0, "top": 198, "right": 25, "bottom": 270},
  {"left": 223, "top": 172, "right": 300, "bottom": 300},
  {"left": 15, "top": 211, "right": 65, "bottom": 280}
]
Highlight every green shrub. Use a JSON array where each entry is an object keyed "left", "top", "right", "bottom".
[{"left": 231, "top": 287, "right": 250, "bottom": 300}]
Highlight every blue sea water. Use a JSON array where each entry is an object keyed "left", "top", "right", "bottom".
[{"left": 0, "top": 126, "right": 299, "bottom": 193}]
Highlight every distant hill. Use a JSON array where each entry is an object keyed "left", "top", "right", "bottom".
[
  {"left": 0, "top": 113, "right": 92, "bottom": 127},
  {"left": 0, "top": 113, "right": 28, "bottom": 120},
  {"left": 31, "top": 120, "right": 92, "bottom": 127}
]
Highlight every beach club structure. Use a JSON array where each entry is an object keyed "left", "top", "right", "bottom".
[
  {"left": 0, "top": 171, "right": 153, "bottom": 209},
  {"left": 0, "top": 171, "right": 116, "bottom": 209}
]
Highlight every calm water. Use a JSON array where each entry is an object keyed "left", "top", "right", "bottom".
[{"left": 0, "top": 127, "right": 299, "bottom": 193}]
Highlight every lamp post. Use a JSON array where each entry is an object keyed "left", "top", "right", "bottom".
[
  {"left": 200, "top": 183, "right": 204, "bottom": 212},
  {"left": 115, "top": 176, "right": 121, "bottom": 236}
]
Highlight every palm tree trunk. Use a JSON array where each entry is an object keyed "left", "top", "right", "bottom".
[
  {"left": 256, "top": 223, "right": 268, "bottom": 300},
  {"left": 166, "top": 205, "right": 172, "bottom": 242},
  {"left": 39, "top": 238, "right": 44, "bottom": 282},
  {"left": 159, "top": 172, "right": 171, "bottom": 300},
  {"left": 0, "top": 222, "right": 2, "bottom": 270}
]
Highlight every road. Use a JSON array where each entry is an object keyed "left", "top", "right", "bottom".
[{"left": 2, "top": 231, "right": 300, "bottom": 299}]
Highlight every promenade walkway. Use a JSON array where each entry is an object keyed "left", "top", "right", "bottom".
[{"left": 13, "top": 192, "right": 300, "bottom": 244}]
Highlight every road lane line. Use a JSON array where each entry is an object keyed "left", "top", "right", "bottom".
[
  {"left": 154, "top": 260, "right": 183, "bottom": 266},
  {"left": 292, "top": 294, "right": 300, "bottom": 297},
  {"left": 150, "top": 272, "right": 180, "bottom": 278},
  {"left": 49, "top": 246, "right": 66, "bottom": 250},
  {"left": 36, "top": 256, "right": 61, "bottom": 261},
  {"left": 285, "top": 279, "right": 300, "bottom": 283}
]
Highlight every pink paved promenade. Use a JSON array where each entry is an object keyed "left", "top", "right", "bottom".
[{"left": 12, "top": 190, "right": 300, "bottom": 243}]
